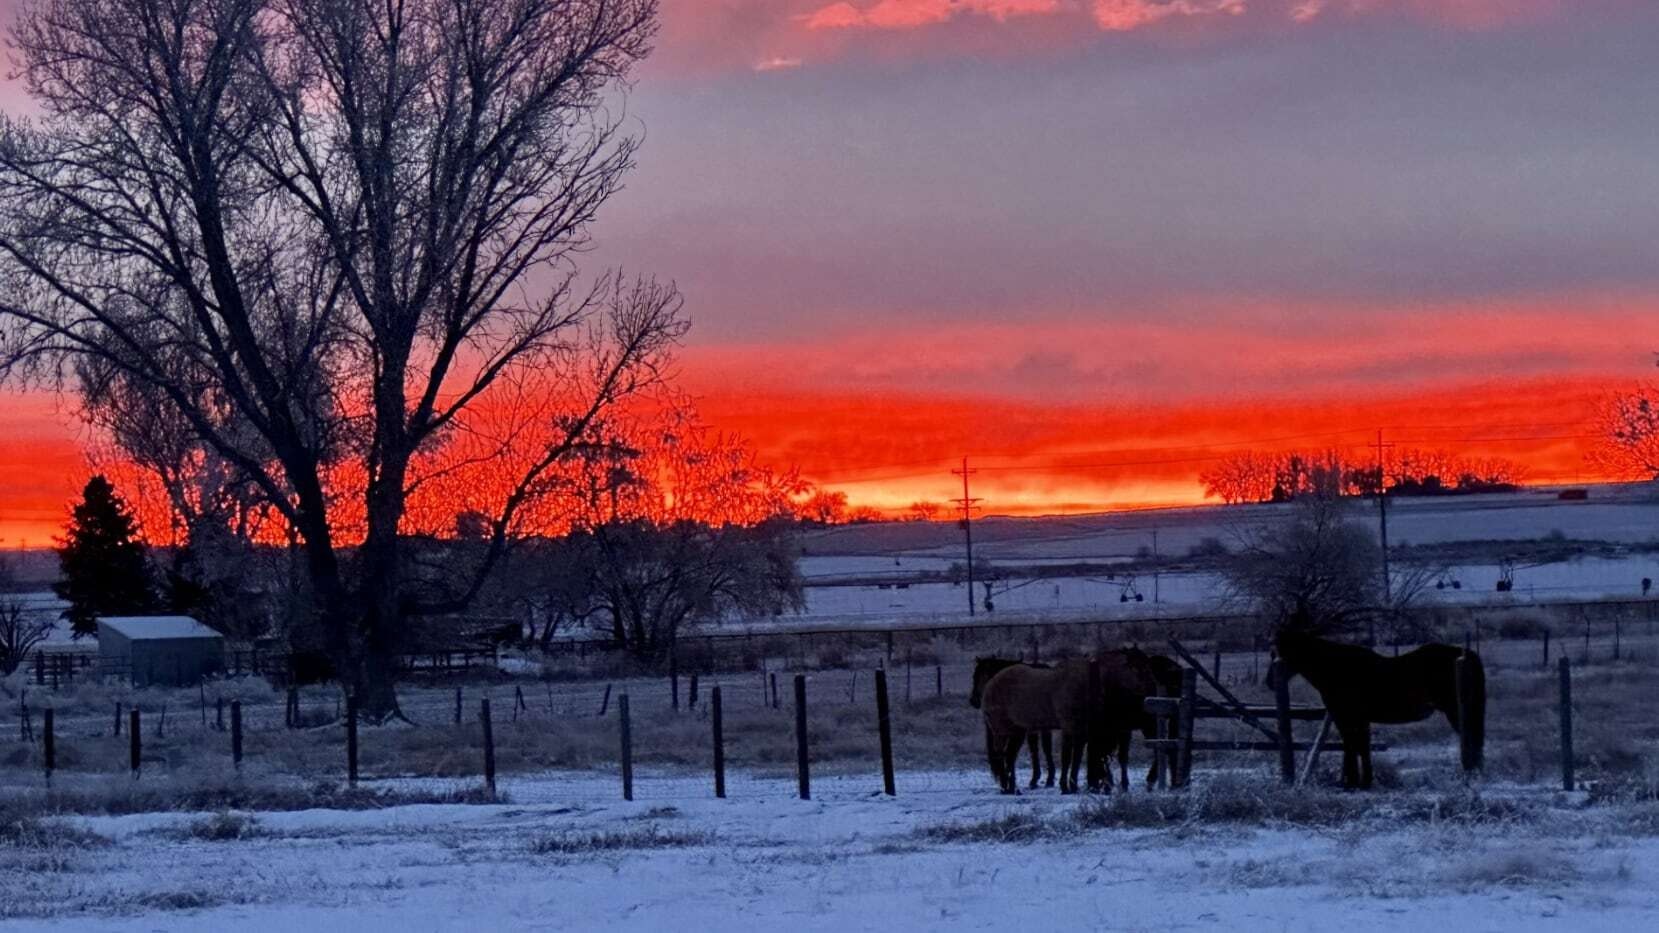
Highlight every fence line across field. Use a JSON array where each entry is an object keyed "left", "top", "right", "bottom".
[{"left": 11, "top": 647, "right": 1589, "bottom": 807}]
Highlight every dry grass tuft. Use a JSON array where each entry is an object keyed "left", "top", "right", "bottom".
[
  {"left": 176, "top": 810, "right": 262, "bottom": 842},
  {"left": 914, "top": 811, "right": 1065, "bottom": 844},
  {"left": 528, "top": 825, "right": 711, "bottom": 854}
]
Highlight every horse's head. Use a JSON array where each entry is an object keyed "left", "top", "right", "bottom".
[
  {"left": 969, "top": 657, "right": 996, "bottom": 709},
  {"left": 1268, "top": 626, "right": 1316, "bottom": 690},
  {"left": 1144, "top": 653, "right": 1183, "bottom": 696}
]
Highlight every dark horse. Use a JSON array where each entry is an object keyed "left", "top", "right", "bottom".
[
  {"left": 1108, "top": 649, "right": 1184, "bottom": 789},
  {"left": 1273, "top": 628, "right": 1485, "bottom": 788},
  {"left": 969, "top": 657, "right": 1055, "bottom": 789}
]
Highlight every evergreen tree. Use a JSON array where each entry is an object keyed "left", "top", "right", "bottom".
[{"left": 54, "top": 475, "right": 154, "bottom": 638}]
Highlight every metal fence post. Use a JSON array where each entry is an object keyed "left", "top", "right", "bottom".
[
  {"left": 875, "top": 670, "right": 895, "bottom": 796},
  {"left": 794, "top": 675, "right": 810, "bottom": 800},
  {"left": 712, "top": 685, "right": 726, "bottom": 799},
  {"left": 619, "top": 694, "right": 633, "bottom": 801},
  {"left": 1559, "top": 657, "right": 1574, "bottom": 792}
]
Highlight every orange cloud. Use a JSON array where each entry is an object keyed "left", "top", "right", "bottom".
[
  {"left": 803, "top": 0, "right": 1061, "bottom": 31},
  {"left": 1090, "top": 0, "right": 1244, "bottom": 32},
  {"left": 794, "top": 0, "right": 1559, "bottom": 36}
]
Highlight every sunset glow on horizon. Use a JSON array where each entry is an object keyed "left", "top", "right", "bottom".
[{"left": 4, "top": 0, "right": 1659, "bottom": 543}]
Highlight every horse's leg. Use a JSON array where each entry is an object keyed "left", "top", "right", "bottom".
[
  {"left": 1357, "top": 722, "right": 1374, "bottom": 789},
  {"left": 1071, "top": 726, "right": 1088, "bottom": 794},
  {"left": 1145, "top": 728, "right": 1161, "bottom": 789},
  {"left": 1027, "top": 732, "right": 1041, "bottom": 789},
  {"left": 1117, "top": 730, "right": 1130, "bottom": 793},
  {"left": 999, "top": 732, "right": 1023, "bottom": 794},
  {"left": 1042, "top": 731, "right": 1056, "bottom": 787},
  {"left": 1335, "top": 720, "right": 1363, "bottom": 789},
  {"left": 1067, "top": 732, "right": 1081, "bottom": 794},
  {"left": 985, "top": 724, "right": 1001, "bottom": 789}
]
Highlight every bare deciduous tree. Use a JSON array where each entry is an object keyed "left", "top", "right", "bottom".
[
  {"left": 566, "top": 517, "right": 804, "bottom": 659},
  {"left": 0, "top": 0, "right": 681, "bottom": 718},
  {"left": 1223, "top": 469, "right": 1383, "bottom": 635},
  {"left": 1592, "top": 385, "right": 1659, "bottom": 480},
  {"left": 0, "top": 557, "right": 54, "bottom": 677}
]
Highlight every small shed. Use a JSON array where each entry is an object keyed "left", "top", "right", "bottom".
[{"left": 97, "top": 616, "right": 225, "bottom": 687}]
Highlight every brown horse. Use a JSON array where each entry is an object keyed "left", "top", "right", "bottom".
[
  {"left": 1272, "top": 628, "right": 1485, "bottom": 789},
  {"left": 968, "top": 658, "right": 1054, "bottom": 789},
  {"left": 977, "top": 658, "right": 1100, "bottom": 794}
]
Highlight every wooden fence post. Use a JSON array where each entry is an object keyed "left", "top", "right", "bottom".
[
  {"left": 1456, "top": 653, "right": 1480, "bottom": 773},
  {"left": 598, "top": 684, "right": 612, "bottom": 717},
  {"left": 42, "top": 708, "right": 54, "bottom": 781},
  {"left": 481, "top": 698, "right": 497, "bottom": 796},
  {"left": 770, "top": 673, "right": 779, "bottom": 711},
  {"left": 794, "top": 675, "right": 810, "bottom": 800},
  {"left": 689, "top": 674, "right": 699, "bottom": 710},
  {"left": 231, "top": 701, "right": 243, "bottom": 770},
  {"left": 712, "top": 685, "right": 726, "bottom": 799},
  {"left": 875, "top": 669, "right": 895, "bottom": 796},
  {"left": 216, "top": 697, "right": 224, "bottom": 732},
  {"left": 847, "top": 671, "right": 857, "bottom": 705},
  {"left": 114, "top": 701, "right": 122, "bottom": 738},
  {"left": 1271, "top": 660, "right": 1295, "bottom": 785},
  {"left": 935, "top": 666, "right": 943, "bottom": 699},
  {"left": 130, "top": 709, "right": 141, "bottom": 776},
  {"left": 618, "top": 694, "right": 633, "bottom": 801},
  {"left": 1542, "top": 629, "right": 1551, "bottom": 669},
  {"left": 1211, "top": 650, "right": 1221, "bottom": 684},
  {"left": 346, "top": 693, "right": 359, "bottom": 786},
  {"left": 455, "top": 687, "right": 463, "bottom": 726},
  {"left": 1559, "top": 657, "right": 1574, "bottom": 792},
  {"left": 670, "top": 653, "right": 680, "bottom": 712},
  {"left": 1177, "top": 667, "right": 1198, "bottom": 787}
]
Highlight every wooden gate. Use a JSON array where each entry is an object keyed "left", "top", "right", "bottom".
[{"left": 1143, "top": 639, "right": 1386, "bottom": 787}]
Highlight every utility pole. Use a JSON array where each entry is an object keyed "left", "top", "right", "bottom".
[
  {"left": 1373, "top": 430, "right": 1394, "bottom": 640},
  {"left": 952, "top": 458, "right": 981, "bottom": 616},
  {"left": 1152, "top": 527, "right": 1160, "bottom": 604}
]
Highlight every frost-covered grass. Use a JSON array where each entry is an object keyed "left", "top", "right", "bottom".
[
  {"left": 3, "top": 770, "right": 1658, "bottom": 929},
  {"left": 0, "top": 774, "right": 502, "bottom": 819}
]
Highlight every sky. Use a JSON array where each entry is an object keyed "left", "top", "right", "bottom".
[{"left": 4, "top": 0, "right": 1659, "bottom": 541}]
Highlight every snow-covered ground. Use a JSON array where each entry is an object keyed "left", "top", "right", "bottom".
[{"left": 8, "top": 770, "right": 1659, "bottom": 931}]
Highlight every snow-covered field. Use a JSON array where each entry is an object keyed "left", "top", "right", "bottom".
[
  {"left": 795, "top": 554, "right": 1659, "bottom": 622},
  {"left": 7, "top": 770, "right": 1659, "bottom": 931}
]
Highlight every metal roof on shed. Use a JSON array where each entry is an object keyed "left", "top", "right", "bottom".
[{"left": 97, "top": 616, "right": 223, "bottom": 641}]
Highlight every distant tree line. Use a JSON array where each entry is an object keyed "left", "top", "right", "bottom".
[{"left": 1199, "top": 448, "right": 1524, "bottom": 505}]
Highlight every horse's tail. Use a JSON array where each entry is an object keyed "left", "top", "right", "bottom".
[{"left": 1461, "top": 651, "right": 1486, "bottom": 773}]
